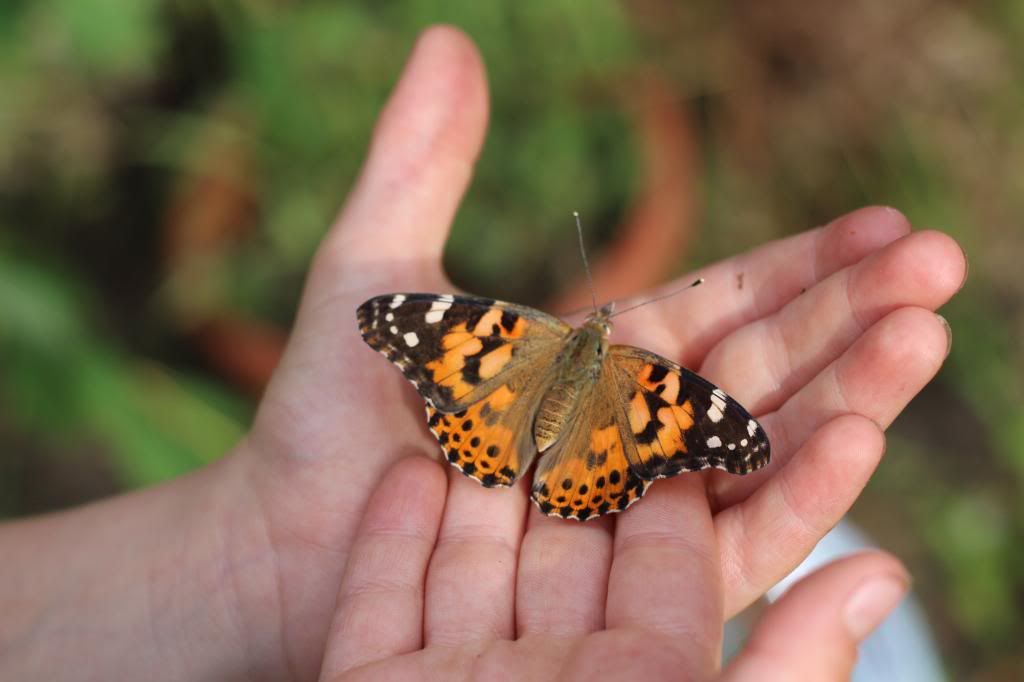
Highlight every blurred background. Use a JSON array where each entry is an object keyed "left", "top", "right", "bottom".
[{"left": 0, "top": 1, "right": 1021, "bottom": 677}]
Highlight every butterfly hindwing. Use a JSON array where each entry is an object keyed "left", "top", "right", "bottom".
[
  {"left": 425, "top": 378, "right": 544, "bottom": 488},
  {"left": 609, "top": 346, "right": 770, "bottom": 479},
  {"left": 357, "top": 293, "right": 569, "bottom": 412},
  {"left": 530, "top": 381, "right": 651, "bottom": 521}
]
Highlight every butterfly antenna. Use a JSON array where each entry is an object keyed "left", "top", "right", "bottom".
[
  {"left": 574, "top": 211, "right": 599, "bottom": 314},
  {"left": 609, "top": 278, "right": 705, "bottom": 318}
]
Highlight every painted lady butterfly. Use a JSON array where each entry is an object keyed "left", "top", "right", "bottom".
[{"left": 357, "top": 292, "right": 770, "bottom": 521}]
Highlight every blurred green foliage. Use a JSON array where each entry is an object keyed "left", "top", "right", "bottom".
[{"left": 1, "top": 0, "right": 1022, "bottom": 677}]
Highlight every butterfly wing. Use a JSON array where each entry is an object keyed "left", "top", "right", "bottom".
[
  {"left": 608, "top": 346, "right": 770, "bottom": 479},
  {"left": 530, "top": 376, "right": 651, "bottom": 521},
  {"left": 357, "top": 293, "right": 570, "bottom": 411},
  {"left": 358, "top": 293, "right": 571, "bottom": 487},
  {"left": 425, "top": 381, "right": 542, "bottom": 488}
]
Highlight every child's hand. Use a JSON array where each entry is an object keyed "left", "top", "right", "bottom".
[
  {"left": 0, "top": 25, "right": 965, "bottom": 682},
  {"left": 317, "top": 456, "right": 910, "bottom": 681}
]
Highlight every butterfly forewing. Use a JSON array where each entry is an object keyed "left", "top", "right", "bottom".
[
  {"left": 357, "top": 293, "right": 569, "bottom": 412},
  {"left": 608, "top": 346, "right": 770, "bottom": 479}
]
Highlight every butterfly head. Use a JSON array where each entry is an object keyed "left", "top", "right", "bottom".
[{"left": 584, "top": 302, "right": 615, "bottom": 338}]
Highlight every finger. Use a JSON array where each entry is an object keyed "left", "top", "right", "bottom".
[
  {"left": 714, "top": 305, "right": 950, "bottom": 507},
  {"left": 249, "top": 23, "right": 488, "bottom": 558},
  {"left": 613, "top": 206, "right": 911, "bottom": 368},
  {"left": 423, "top": 474, "right": 528, "bottom": 645},
  {"left": 320, "top": 456, "right": 447, "bottom": 679},
  {"left": 312, "top": 24, "right": 489, "bottom": 299},
  {"left": 605, "top": 476, "right": 722, "bottom": 677},
  {"left": 721, "top": 552, "right": 909, "bottom": 681},
  {"left": 715, "top": 414, "right": 885, "bottom": 616},
  {"left": 702, "top": 229, "right": 965, "bottom": 416},
  {"left": 515, "top": 510, "right": 614, "bottom": 637}
]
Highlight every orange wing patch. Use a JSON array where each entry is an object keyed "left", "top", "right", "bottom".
[
  {"left": 532, "top": 423, "right": 650, "bottom": 521},
  {"left": 426, "top": 384, "right": 524, "bottom": 487},
  {"left": 424, "top": 318, "right": 523, "bottom": 402},
  {"left": 625, "top": 363, "right": 700, "bottom": 479},
  {"left": 471, "top": 308, "right": 527, "bottom": 338}
]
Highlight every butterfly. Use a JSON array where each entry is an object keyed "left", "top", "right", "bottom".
[{"left": 356, "top": 291, "right": 770, "bottom": 521}]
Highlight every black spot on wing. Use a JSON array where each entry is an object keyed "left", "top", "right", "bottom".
[
  {"left": 646, "top": 364, "right": 669, "bottom": 382},
  {"left": 643, "top": 390, "right": 669, "bottom": 416},
  {"left": 585, "top": 450, "right": 607, "bottom": 470},
  {"left": 500, "top": 309, "right": 519, "bottom": 333},
  {"left": 460, "top": 335, "right": 507, "bottom": 386},
  {"left": 634, "top": 421, "right": 661, "bottom": 446}
]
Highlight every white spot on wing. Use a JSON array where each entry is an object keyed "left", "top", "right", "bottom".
[
  {"left": 708, "top": 389, "right": 727, "bottom": 424},
  {"left": 424, "top": 299, "right": 453, "bottom": 324},
  {"left": 740, "top": 438, "right": 748, "bottom": 447},
  {"left": 385, "top": 312, "right": 394, "bottom": 322},
  {"left": 747, "top": 419, "right": 758, "bottom": 437},
  {"left": 439, "top": 294, "right": 455, "bottom": 303},
  {"left": 706, "top": 436, "right": 722, "bottom": 449},
  {"left": 403, "top": 331, "right": 420, "bottom": 347},
  {"left": 389, "top": 325, "right": 398, "bottom": 334},
  {"left": 389, "top": 294, "right": 406, "bottom": 309},
  {"left": 728, "top": 443, "right": 736, "bottom": 450}
]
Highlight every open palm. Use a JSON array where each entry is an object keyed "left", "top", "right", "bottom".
[{"left": 230, "top": 26, "right": 965, "bottom": 681}]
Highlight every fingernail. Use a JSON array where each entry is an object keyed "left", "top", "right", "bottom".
[
  {"left": 844, "top": 574, "right": 908, "bottom": 640},
  {"left": 957, "top": 242, "right": 969, "bottom": 291},
  {"left": 936, "top": 314, "right": 952, "bottom": 358}
]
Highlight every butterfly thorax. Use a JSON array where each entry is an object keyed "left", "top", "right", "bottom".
[{"left": 533, "top": 306, "right": 613, "bottom": 452}]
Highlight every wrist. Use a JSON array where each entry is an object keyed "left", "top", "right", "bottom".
[{"left": 0, "top": 438, "right": 288, "bottom": 681}]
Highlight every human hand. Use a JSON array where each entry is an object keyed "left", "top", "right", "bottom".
[
  {"left": 235, "top": 25, "right": 963, "bottom": 680},
  {"left": 0, "top": 24, "right": 964, "bottom": 682},
  {"left": 316, "top": 456, "right": 911, "bottom": 680}
]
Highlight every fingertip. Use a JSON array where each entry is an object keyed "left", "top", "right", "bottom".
[
  {"left": 724, "top": 551, "right": 909, "bottom": 681},
  {"left": 868, "top": 230, "right": 965, "bottom": 307},
  {"left": 368, "top": 24, "right": 489, "bottom": 183},
  {"left": 842, "top": 557, "right": 911, "bottom": 641},
  {"left": 819, "top": 205, "right": 912, "bottom": 273},
  {"left": 902, "top": 228, "right": 968, "bottom": 296},
  {"left": 835, "top": 305, "right": 950, "bottom": 430},
  {"left": 316, "top": 25, "right": 489, "bottom": 291},
  {"left": 834, "top": 205, "right": 913, "bottom": 237}
]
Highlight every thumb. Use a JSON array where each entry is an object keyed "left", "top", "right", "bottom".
[
  {"left": 722, "top": 551, "right": 910, "bottom": 682},
  {"left": 310, "top": 24, "right": 489, "bottom": 303}
]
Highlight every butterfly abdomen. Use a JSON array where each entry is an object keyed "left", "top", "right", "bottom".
[
  {"left": 534, "top": 383, "right": 578, "bottom": 452},
  {"left": 532, "top": 320, "right": 609, "bottom": 453}
]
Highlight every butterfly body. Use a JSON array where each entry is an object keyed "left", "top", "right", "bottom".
[
  {"left": 534, "top": 304, "right": 611, "bottom": 452},
  {"left": 357, "top": 293, "right": 769, "bottom": 521}
]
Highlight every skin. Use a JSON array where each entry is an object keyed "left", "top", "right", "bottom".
[{"left": 0, "top": 25, "right": 966, "bottom": 681}]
